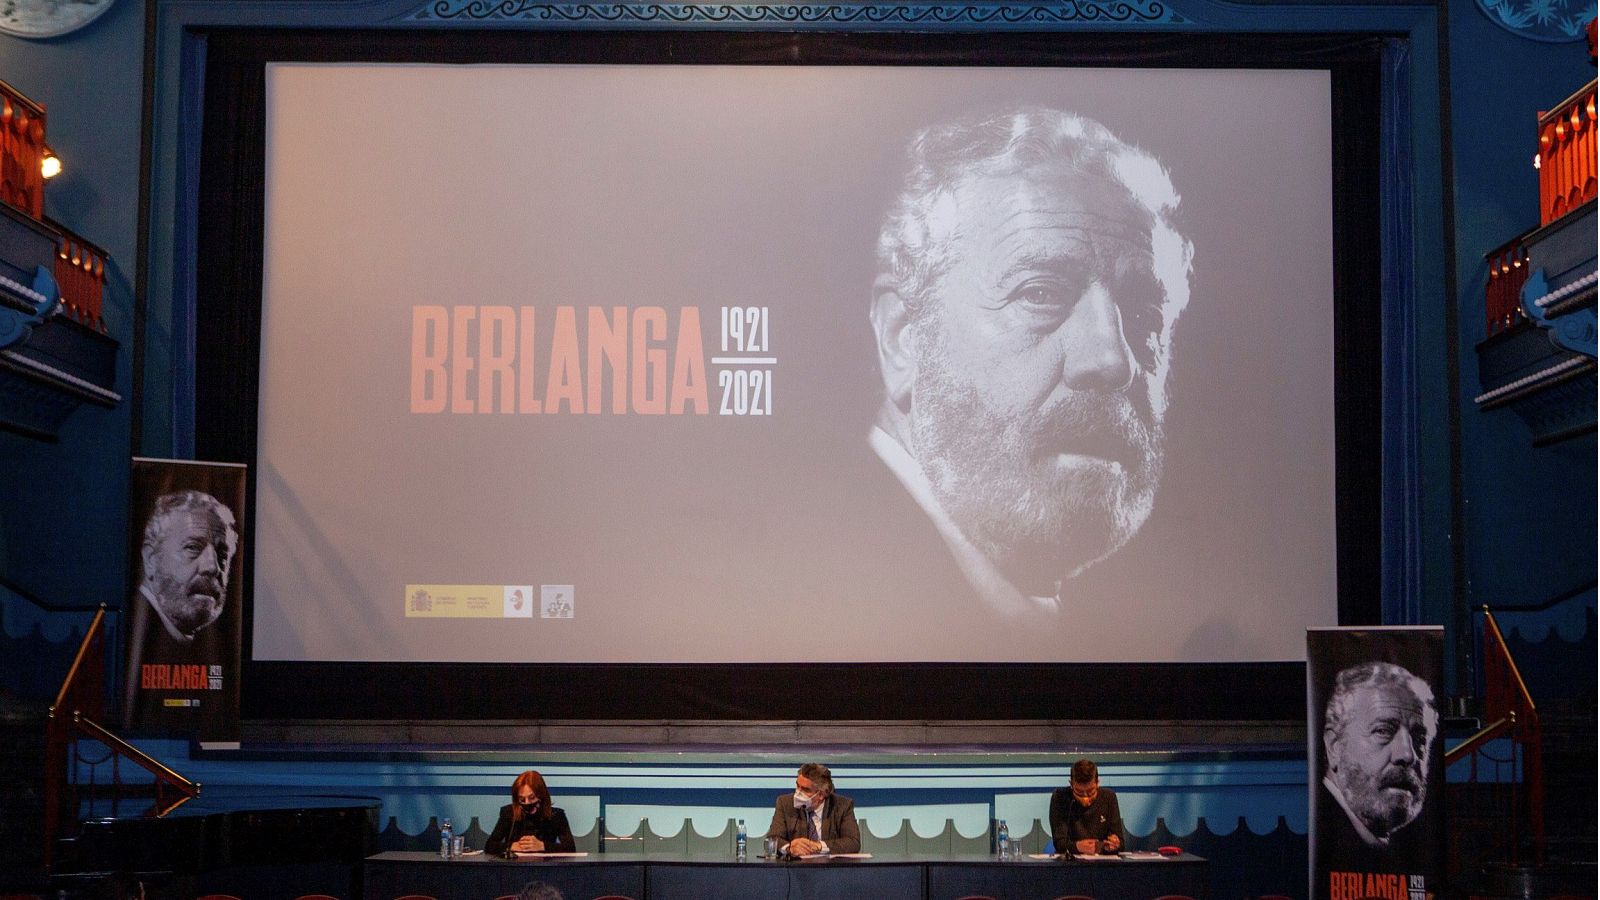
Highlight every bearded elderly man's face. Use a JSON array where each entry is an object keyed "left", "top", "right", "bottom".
[
  {"left": 144, "top": 507, "right": 233, "bottom": 636},
  {"left": 1327, "top": 682, "right": 1434, "bottom": 839},
  {"left": 905, "top": 162, "right": 1183, "bottom": 596}
]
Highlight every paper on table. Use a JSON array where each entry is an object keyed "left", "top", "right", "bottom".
[
  {"left": 513, "top": 851, "right": 590, "bottom": 858},
  {"left": 799, "top": 852, "right": 872, "bottom": 859},
  {"left": 1026, "top": 853, "right": 1061, "bottom": 860},
  {"left": 1073, "top": 853, "right": 1120, "bottom": 860},
  {"left": 1118, "top": 851, "right": 1165, "bottom": 860}
]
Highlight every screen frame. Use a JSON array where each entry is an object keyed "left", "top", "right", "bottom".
[{"left": 193, "top": 27, "right": 1388, "bottom": 722}]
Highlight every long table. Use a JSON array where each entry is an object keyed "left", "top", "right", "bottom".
[{"left": 363, "top": 850, "right": 1208, "bottom": 900}]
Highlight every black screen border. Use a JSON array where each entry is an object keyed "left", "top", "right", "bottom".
[{"left": 194, "top": 28, "right": 1388, "bottom": 722}]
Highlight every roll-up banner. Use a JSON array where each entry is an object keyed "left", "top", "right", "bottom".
[
  {"left": 122, "top": 458, "right": 246, "bottom": 746},
  {"left": 1308, "top": 626, "right": 1445, "bottom": 900}
]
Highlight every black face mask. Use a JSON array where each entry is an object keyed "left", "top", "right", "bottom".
[{"left": 520, "top": 801, "right": 540, "bottom": 815}]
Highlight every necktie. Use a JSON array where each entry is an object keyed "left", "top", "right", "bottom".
[{"left": 808, "top": 806, "right": 820, "bottom": 841}]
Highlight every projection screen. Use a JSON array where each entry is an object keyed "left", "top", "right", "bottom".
[{"left": 252, "top": 61, "right": 1337, "bottom": 667}]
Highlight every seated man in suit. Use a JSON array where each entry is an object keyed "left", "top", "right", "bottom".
[
  {"left": 766, "top": 762, "right": 861, "bottom": 856},
  {"left": 1049, "top": 758, "right": 1125, "bottom": 856}
]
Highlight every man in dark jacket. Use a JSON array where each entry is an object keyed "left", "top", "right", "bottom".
[
  {"left": 766, "top": 762, "right": 861, "bottom": 855},
  {"left": 1049, "top": 758, "right": 1126, "bottom": 856}
]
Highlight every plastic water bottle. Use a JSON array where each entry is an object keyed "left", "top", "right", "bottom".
[
  {"left": 996, "top": 819, "right": 1010, "bottom": 859},
  {"left": 735, "top": 818, "right": 748, "bottom": 861},
  {"left": 440, "top": 817, "right": 453, "bottom": 859}
]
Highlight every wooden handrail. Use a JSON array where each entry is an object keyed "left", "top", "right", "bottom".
[
  {"left": 44, "top": 606, "right": 105, "bottom": 869},
  {"left": 1483, "top": 610, "right": 1538, "bottom": 717},
  {"left": 1444, "top": 715, "right": 1514, "bottom": 767},
  {"left": 1465, "top": 607, "right": 1545, "bottom": 866},
  {"left": 42, "top": 604, "right": 199, "bottom": 871},
  {"left": 72, "top": 713, "right": 200, "bottom": 798},
  {"left": 48, "top": 606, "right": 105, "bottom": 716}
]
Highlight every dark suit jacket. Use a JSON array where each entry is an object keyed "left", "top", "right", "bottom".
[
  {"left": 484, "top": 804, "right": 576, "bottom": 856},
  {"left": 1049, "top": 786, "right": 1126, "bottom": 853},
  {"left": 765, "top": 793, "right": 861, "bottom": 854}
]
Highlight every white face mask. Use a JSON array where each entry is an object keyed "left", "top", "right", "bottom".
[{"left": 793, "top": 789, "right": 813, "bottom": 808}]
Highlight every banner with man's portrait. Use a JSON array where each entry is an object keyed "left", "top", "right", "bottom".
[
  {"left": 1307, "top": 627, "right": 1444, "bottom": 900},
  {"left": 123, "top": 458, "right": 246, "bottom": 743}
]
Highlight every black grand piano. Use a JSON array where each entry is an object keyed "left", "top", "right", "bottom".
[
  {"left": 58, "top": 794, "right": 380, "bottom": 900},
  {"left": 42, "top": 613, "right": 382, "bottom": 899}
]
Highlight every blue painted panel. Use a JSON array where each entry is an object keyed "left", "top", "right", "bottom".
[{"left": 116, "top": 739, "right": 1309, "bottom": 840}]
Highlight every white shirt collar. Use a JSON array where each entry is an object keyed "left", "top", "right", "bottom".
[{"left": 869, "top": 423, "right": 1060, "bottom": 616}]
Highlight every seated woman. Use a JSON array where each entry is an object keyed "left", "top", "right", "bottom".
[{"left": 485, "top": 770, "right": 577, "bottom": 856}]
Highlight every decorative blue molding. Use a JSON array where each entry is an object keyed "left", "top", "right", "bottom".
[
  {"left": 1522, "top": 268, "right": 1598, "bottom": 357},
  {"left": 1475, "top": 0, "right": 1596, "bottom": 43},
  {"left": 0, "top": 266, "right": 60, "bottom": 350},
  {"left": 404, "top": 0, "right": 1185, "bottom": 27}
]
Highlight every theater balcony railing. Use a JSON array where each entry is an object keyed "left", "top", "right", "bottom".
[
  {"left": 1484, "top": 232, "right": 1533, "bottom": 338},
  {"left": 1473, "top": 42, "right": 1596, "bottom": 446},
  {"left": 1536, "top": 80, "right": 1598, "bottom": 227},
  {"left": 44, "top": 218, "right": 108, "bottom": 334},
  {"left": 0, "top": 78, "right": 47, "bottom": 221},
  {"left": 0, "top": 77, "right": 120, "bottom": 439}
]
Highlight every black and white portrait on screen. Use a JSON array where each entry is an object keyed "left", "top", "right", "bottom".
[{"left": 868, "top": 106, "right": 1194, "bottom": 617}]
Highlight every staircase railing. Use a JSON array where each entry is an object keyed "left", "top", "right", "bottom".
[
  {"left": 1444, "top": 607, "right": 1545, "bottom": 867},
  {"left": 43, "top": 605, "right": 200, "bottom": 871}
]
